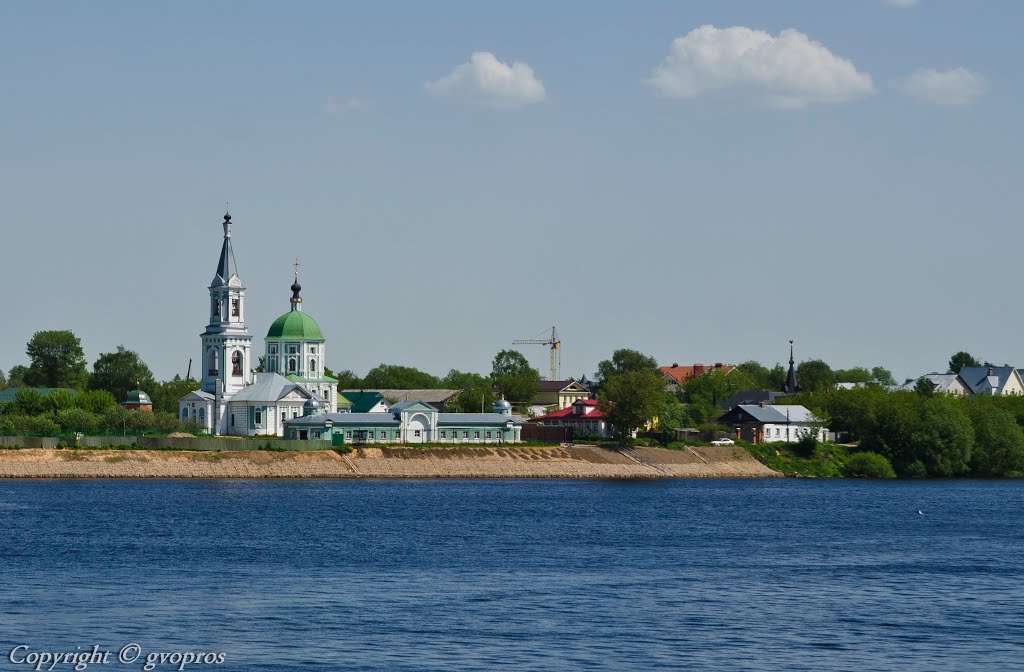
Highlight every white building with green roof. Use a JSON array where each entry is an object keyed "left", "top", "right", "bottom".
[{"left": 179, "top": 213, "right": 338, "bottom": 436}]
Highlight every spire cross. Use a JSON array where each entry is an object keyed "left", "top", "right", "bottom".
[{"left": 293, "top": 258, "right": 301, "bottom": 279}]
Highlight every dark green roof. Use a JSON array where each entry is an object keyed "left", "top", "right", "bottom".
[
  {"left": 0, "top": 387, "right": 77, "bottom": 404},
  {"left": 123, "top": 389, "right": 153, "bottom": 405},
  {"left": 339, "top": 391, "right": 386, "bottom": 413},
  {"left": 266, "top": 310, "right": 325, "bottom": 341}
]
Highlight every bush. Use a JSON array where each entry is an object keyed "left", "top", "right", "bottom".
[
  {"left": 25, "top": 416, "right": 60, "bottom": 436},
  {"left": 842, "top": 451, "right": 896, "bottom": 479},
  {"left": 794, "top": 432, "right": 818, "bottom": 457},
  {"left": 56, "top": 408, "right": 99, "bottom": 433}
]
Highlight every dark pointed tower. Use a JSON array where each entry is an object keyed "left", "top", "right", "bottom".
[{"left": 783, "top": 340, "right": 799, "bottom": 394}]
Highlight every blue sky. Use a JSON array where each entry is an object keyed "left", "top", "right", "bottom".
[{"left": 1, "top": 1, "right": 1020, "bottom": 383}]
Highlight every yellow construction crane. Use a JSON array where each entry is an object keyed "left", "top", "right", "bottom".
[{"left": 513, "top": 326, "right": 561, "bottom": 381}]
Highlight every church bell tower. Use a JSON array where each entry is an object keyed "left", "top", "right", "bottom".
[{"left": 200, "top": 212, "right": 253, "bottom": 403}]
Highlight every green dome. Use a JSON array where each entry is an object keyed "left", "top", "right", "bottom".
[
  {"left": 266, "top": 310, "right": 325, "bottom": 340},
  {"left": 124, "top": 389, "right": 152, "bottom": 405}
]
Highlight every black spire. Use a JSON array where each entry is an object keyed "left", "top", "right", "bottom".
[{"left": 783, "top": 340, "right": 799, "bottom": 394}]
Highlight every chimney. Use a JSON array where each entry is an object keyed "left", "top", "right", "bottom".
[
  {"left": 714, "top": 362, "right": 723, "bottom": 368},
  {"left": 988, "top": 367, "right": 994, "bottom": 376},
  {"left": 672, "top": 363, "right": 678, "bottom": 368},
  {"left": 759, "top": 402, "right": 766, "bottom": 408}
]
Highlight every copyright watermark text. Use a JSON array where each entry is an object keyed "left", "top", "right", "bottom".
[{"left": 9, "top": 645, "right": 225, "bottom": 671}]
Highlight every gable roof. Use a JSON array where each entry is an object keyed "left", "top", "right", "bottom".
[
  {"left": 720, "top": 389, "right": 789, "bottom": 412},
  {"left": 733, "top": 404, "right": 820, "bottom": 424},
  {"left": 959, "top": 366, "right": 1019, "bottom": 394},
  {"left": 659, "top": 363, "right": 735, "bottom": 385},
  {"left": 354, "top": 389, "right": 461, "bottom": 405},
  {"left": 231, "top": 373, "right": 312, "bottom": 403},
  {"left": 339, "top": 391, "right": 385, "bottom": 413},
  {"left": 897, "top": 373, "right": 967, "bottom": 394},
  {"left": 537, "top": 379, "right": 589, "bottom": 393},
  {"left": 531, "top": 399, "right": 607, "bottom": 422},
  {"left": 389, "top": 400, "right": 437, "bottom": 414}
]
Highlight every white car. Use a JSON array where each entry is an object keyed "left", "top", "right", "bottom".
[{"left": 710, "top": 438, "right": 735, "bottom": 446}]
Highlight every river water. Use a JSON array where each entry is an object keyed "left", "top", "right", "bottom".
[{"left": 0, "top": 479, "right": 1021, "bottom": 671}]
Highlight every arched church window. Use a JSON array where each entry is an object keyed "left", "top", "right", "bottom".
[
  {"left": 232, "top": 351, "right": 243, "bottom": 377},
  {"left": 232, "top": 298, "right": 240, "bottom": 317},
  {"left": 209, "top": 349, "right": 219, "bottom": 376},
  {"left": 212, "top": 298, "right": 221, "bottom": 318},
  {"left": 310, "top": 358, "right": 317, "bottom": 374},
  {"left": 288, "top": 357, "right": 297, "bottom": 373}
]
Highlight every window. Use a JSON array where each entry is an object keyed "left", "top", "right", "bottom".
[
  {"left": 255, "top": 408, "right": 263, "bottom": 426},
  {"left": 368, "top": 431, "right": 375, "bottom": 440},
  {"left": 181, "top": 409, "right": 188, "bottom": 422},
  {"left": 312, "top": 430, "right": 321, "bottom": 439},
  {"left": 414, "top": 430, "right": 421, "bottom": 438},
  {"left": 474, "top": 431, "right": 480, "bottom": 439},
  {"left": 269, "top": 345, "right": 277, "bottom": 354},
  {"left": 208, "top": 349, "right": 219, "bottom": 376},
  {"left": 440, "top": 431, "right": 447, "bottom": 439},
  {"left": 463, "top": 431, "right": 469, "bottom": 439},
  {"left": 268, "top": 358, "right": 277, "bottom": 373},
  {"left": 311, "top": 346, "right": 317, "bottom": 354},
  {"left": 282, "top": 411, "right": 287, "bottom": 426},
  {"left": 287, "top": 344, "right": 299, "bottom": 354},
  {"left": 310, "top": 358, "right": 317, "bottom": 374},
  {"left": 231, "top": 414, "right": 236, "bottom": 427},
  {"left": 288, "top": 357, "right": 297, "bottom": 373},
  {"left": 232, "top": 351, "right": 243, "bottom": 377},
  {"left": 212, "top": 298, "right": 221, "bottom": 318},
  {"left": 345, "top": 431, "right": 352, "bottom": 439},
  {"left": 231, "top": 299, "right": 240, "bottom": 317},
  {"left": 486, "top": 432, "right": 492, "bottom": 439},
  {"left": 199, "top": 408, "right": 205, "bottom": 422}
]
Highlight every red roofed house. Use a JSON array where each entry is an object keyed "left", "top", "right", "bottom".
[
  {"left": 530, "top": 399, "right": 610, "bottom": 439},
  {"left": 659, "top": 363, "right": 735, "bottom": 391}
]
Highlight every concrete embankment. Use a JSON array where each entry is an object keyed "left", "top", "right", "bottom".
[{"left": 0, "top": 445, "right": 779, "bottom": 479}]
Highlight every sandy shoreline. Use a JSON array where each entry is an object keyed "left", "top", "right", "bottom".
[{"left": 0, "top": 445, "right": 780, "bottom": 479}]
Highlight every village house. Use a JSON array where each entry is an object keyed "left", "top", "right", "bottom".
[
  {"left": 718, "top": 403, "right": 828, "bottom": 444},
  {"left": 659, "top": 363, "right": 735, "bottom": 392},
  {"left": 529, "top": 398, "right": 611, "bottom": 439},
  {"left": 526, "top": 379, "right": 591, "bottom": 417}
]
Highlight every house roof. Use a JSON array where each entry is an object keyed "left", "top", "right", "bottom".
[
  {"left": 537, "top": 380, "right": 589, "bottom": 393},
  {"left": 720, "top": 389, "right": 789, "bottom": 411},
  {"left": 659, "top": 364, "right": 735, "bottom": 385},
  {"left": 339, "top": 391, "right": 386, "bottom": 413},
  {"left": 287, "top": 412, "right": 400, "bottom": 427},
  {"left": 438, "top": 413, "right": 523, "bottom": 425},
  {"left": 897, "top": 373, "right": 965, "bottom": 394},
  {"left": 735, "top": 404, "right": 819, "bottom": 424},
  {"left": 531, "top": 399, "right": 607, "bottom": 421},
  {"left": 356, "top": 389, "right": 461, "bottom": 404},
  {"left": 0, "top": 387, "right": 78, "bottom": 404},
  {"left": 231, "top": 373, "right": 312, "bottom": 403},
  {"left": 959, "top": 366, "right": 1018, "bottom": 394}
]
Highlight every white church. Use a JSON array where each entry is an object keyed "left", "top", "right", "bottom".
[{"left": 179, "top": 212, "right": 339, "bottom": 436}]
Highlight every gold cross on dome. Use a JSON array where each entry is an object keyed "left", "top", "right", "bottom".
[{"left": 293, "top": 258, "right": 300, "bottom": 279}]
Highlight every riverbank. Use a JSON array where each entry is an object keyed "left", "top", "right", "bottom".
[{"left": 0, "top": 445, "right": 779, "bottom": 478}]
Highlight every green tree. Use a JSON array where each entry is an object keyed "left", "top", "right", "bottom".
[
  {"left": 443, "top": 369, "right": 496, "bottom": 413},
  {"left": 43, "top": 389, "right": 78, "bottom": 413},
  {"left": 491, "top": 350, "right": 540, "bottom": 404},
  {"left": 325, "top": 368, "right": 362, "bottom": 389},
  {"left": 796, "top": 359, "right": 835, "bottom": 393},
  {"left": 361, "top": 364, "right": 441, "bottom": 389},
  {"left": 88, "top": 346, "right": 156, "bottom": 402},
  {"left": 596, "top": 349, "right": 659, "bottom": 383},
  {"left": 683, "top": 367, "right": 754, "bottom": 408},
  {"left": 871, "top": 367, "right": 897, "bottom": 387},
  {"left": 914, "top": 377, "right": 935, "bottom": 397},
  {"left": 150, "top": 376, "right": 200, "bottom": 414},
  {"left": 599, "top": 369, "right": 667, "bottom": 442},
  {"left": 864, "top": 395, "right": 972, "bottom": 477},
  {"left": 24, "top": 330, "right": 88, "bottom": 389},
  {"left": 735, "top": 361, "right": 772, "bottom": 389},
  {"left": 948, "top": 351, "right": 981, "bottom": 374},
  {"left": 965, "top": 402, "right": 1024, "bottom": 477},
  {"left": 56, "top": 408, "right": 99, "bottom": 434},
  {"left": 74, "top": 389, "right": 117, "bottom": 413},
  {"left": 0, "top": 369, "right": 6, "bottom": 391},
  {"left": 842, "top": 452, "right": 896, "bottom": 479},
  {"left": 834, "top": 367, "right": 871, "bottom": 384},
  {"left": 7, "top": 365, "right": 29, "bottom": 388},
  {"left": 12, "top": 388, "right": 45, "bottom": 415}
]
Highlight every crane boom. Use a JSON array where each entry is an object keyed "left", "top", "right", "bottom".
[{"left": 512, "top": 326, "right": 560, "bottom": 381}]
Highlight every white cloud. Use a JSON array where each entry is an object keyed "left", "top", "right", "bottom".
[
  {"left": 899, "top": 67, "right": 988, "bottom": 105},
  {"left": 425, "top": 52, "right": 546, "bottom": 108},
  {"left": 885, "top": 0, "right": 919, "bottom": 7},
  {"left": 646, "top": 25, "right": 876, "bottom": 109},
  {"left": 325, "top": 97, "right": 371, "bottom": 114}
]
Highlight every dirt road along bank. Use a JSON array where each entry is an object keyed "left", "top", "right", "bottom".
[{"left": 0, "top": 445, "right": 779, "bottom": 479}]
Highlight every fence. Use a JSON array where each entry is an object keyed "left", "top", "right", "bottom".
[{"left": 0, "top": 436, "right": 332, "bottom": 451}]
